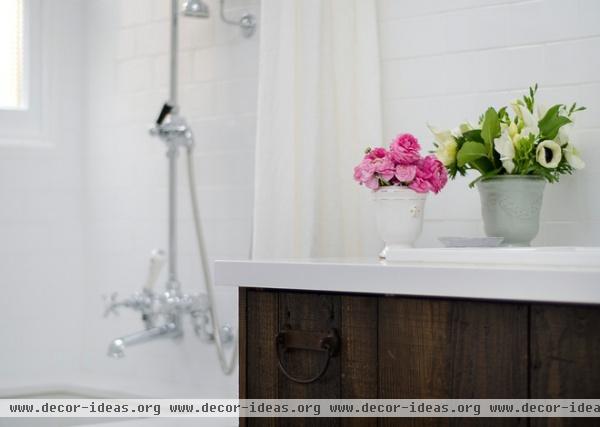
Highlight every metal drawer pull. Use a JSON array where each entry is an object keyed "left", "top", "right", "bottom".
[{"left": 275, "top": 326, "right": 340, "bottom": 384}]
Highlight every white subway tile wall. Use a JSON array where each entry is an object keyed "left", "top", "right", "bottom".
[
  {"left": 81, "top": 0, "right": 259, "bottom": 396},
  {"left": 377, "top": 0, "right": 600, "bottom": 246},
  {"left": 0, "top": 0, "right": 86, "bottom": 386}
]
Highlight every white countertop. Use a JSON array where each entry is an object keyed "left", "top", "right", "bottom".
[{"left": 214, "top": 247, "right": 600, "bottom": 305}]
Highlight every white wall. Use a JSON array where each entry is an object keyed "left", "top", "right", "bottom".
[
  {"left": 0, "top": 0, "right": 86, "bottom": 387},
  {"left": 377, "top": 0, "right": 600, "bottom": 246},
  {"left": 80, "top": 0, "right": 258, "bottom": 397}
]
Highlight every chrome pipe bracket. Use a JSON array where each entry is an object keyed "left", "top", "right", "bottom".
[{"left": 220, "top": 0, "right": 256, "bottom": 38}]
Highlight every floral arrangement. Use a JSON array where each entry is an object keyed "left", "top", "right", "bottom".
[
  {"left": 429, "top": 84, "right": 586, "bottom": 186},
  {"left": 353, "top": 133, "right": 448, "bottom": 193}
]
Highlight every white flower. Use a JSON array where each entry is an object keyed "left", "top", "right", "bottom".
[
  {"left": 507, "top": 121, "right": 520, "bottom": 143},
  {"left": 536, "top": 140, "right": 562, "bottom": 168},
  {"left": 428, "top": 124, "right": 457, "bottom": 166},
  {"left": 536, "top": 103, "right": 549, "bottom": 121},
  {"left": 563, "top": 143, "right": 585, "bottom": 170},
  {"left": 511, "top": 100, "right": 540, "bottom": 139},
  {"left": 428, "top": 123, "right": 453, "bottom": 142},
  {"left": 556, "top": 123, "right": 572, "bottom": 146},
  {"left": 458, "top": 122, "right": 473, "bottom": 135},
  {"left": 435, "top": 139, "right": 458, "bottom": 166},
  {"left": 502, "top": 159, "right": 515, "bottom": 174},
  {"left": 494, "top": 128, "right": 516, "bottom": 173}
]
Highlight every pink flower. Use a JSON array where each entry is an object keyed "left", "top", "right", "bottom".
[
  {"left": 353, "top": 158, "right": 376, "bottom": 188},
  {"left": 395, "top": 164, "right": 417, "bottom": 183},
  {"left": 365, "top": 147, "right": 388, "bottom": 160},
  {"left": 364, "top": 147, "right": 395, "bottom": 181},
  {"left": 354, "top": 139, "right": 447, "bottom": 194},
  {"left": 352, "top": 159, "right": 382, "bottom": 190},
  {"left": 353, "top": 148, "right": 395, "bottom": 190},
  {"left": 360, "top": 175, "right": 379, "bottom": 190},
  {"left": 408, "top": 177, "right": 430, "bottom": 193},
  {"left": 373, "top": 156, "right": 395, "bottom": 182},
  {"left": 390, "top": 133, "right": 421, "bottom": 165},
  {"left": 414, "top": 155, "right": 448, "bottom": 194}
]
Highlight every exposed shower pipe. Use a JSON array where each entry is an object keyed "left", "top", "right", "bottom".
[
  {"left": 105, "top": 0, "right": 251, "bottom": 374},
  {"left": 167, "top": 0, "right": 180, "bottom": 290},
  {"left": 169, "top": 0, "right": 179, "bottom": 112},
  {"left": 164, "top": 0, "right": 238, "bottom": 374}
]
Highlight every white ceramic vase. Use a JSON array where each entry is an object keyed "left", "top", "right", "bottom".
[{"left": 373, "top": 187, "right": 427, "bottom": 258}]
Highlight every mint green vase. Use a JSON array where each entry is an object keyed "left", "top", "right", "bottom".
[{"left": 476, "top": 176, "right": 546, "bottom": 247}]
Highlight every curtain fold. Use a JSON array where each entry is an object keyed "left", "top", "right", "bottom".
[{"left": 252, "top": 0, "right": 383, "bottom": 258}]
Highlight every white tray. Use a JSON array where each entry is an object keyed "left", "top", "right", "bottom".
[{"left": 384, "top": 246, "right": 600, "bottom": 269}]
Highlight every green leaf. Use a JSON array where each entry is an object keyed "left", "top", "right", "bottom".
[
  {"left": 523, "top": 84, "right": 538, "bottom": 112},
  {"left": 461, "top": 129, "right": 483, "bottom": 142},
  {"left": 481, "top": 107, "right": 500, "bottom": 158},
  {"left": 472, "top": 157, "right": 495, "bottom": 174},
  {"left": 468, "top": 167, "right": 503, "bottom": 188},
  {"left": 497, "top": 106, "right": 509, "bottom": 123},
  {"left": 457, "top": 141, "right": 488, "bottom": 167},
  {"left": 538, "top": 104, "right": 571, "bottom": 140}
]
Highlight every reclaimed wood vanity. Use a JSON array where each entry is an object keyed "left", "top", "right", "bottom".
[{"left": 215, "top": 249, "right": 600, "bottom": 426}]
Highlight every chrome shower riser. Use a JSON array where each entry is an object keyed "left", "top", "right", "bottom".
[{"left": 104, "top": 0, "right": 238, "bottom": 374}]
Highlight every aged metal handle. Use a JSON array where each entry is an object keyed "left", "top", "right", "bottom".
[{"left": 275, "top": 326, "right": 340, "bottom": 384}]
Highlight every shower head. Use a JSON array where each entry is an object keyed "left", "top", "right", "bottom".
[{"left": 182, "top": 0, "right": 210, "bottom": 18}]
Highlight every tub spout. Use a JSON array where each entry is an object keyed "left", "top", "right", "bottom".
[{"left": 107, "top": 322, "right": 180, "bottom": 358}]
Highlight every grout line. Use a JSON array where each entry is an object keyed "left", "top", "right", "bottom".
[
  {"left": 382, "top": 81, "right": 600, "bottom": 102},
  {"left": 527, "top": 305, "right": 532, "bottom": 404},
  {"left": 380, "top": 34, "right": 600, "bottom": 63},
  {"left": 377, "top": 0, "right": 541, "bottom": 23}
]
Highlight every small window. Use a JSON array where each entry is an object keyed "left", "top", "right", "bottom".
[{"left": 0, "top": 0, "right": 25, "bottom": 110}]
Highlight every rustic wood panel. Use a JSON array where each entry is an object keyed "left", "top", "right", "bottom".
[
  {"left": 379, "top": 297, "right": 452, "bottom": 427},
  {"left": 531, "top": 304, "right": 600, "bottom": 427},
  {"left": 378, "top": 297, "right": 528, "bottom": 427},
  {"left": 244, "top": 291, "right": 600, "bottom": 427},
  {"left": 246, "top": 289, "right": 279, "bottom": 427},
  {"left": 449, "top": 301, "right": 528, "bottom": 401},
  {"left": 239, "top": 288, "right": 248, "bottom": 427},
  {"left": 340, "top": 295, "right": 378, "bottom": 427},
  {"left": 278, "top": 291, "right": 341, "bottom": 427}
]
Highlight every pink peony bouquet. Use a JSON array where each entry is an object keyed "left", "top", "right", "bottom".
[{"left": 353, "top": 133, "right": 448, "bottom": 193}]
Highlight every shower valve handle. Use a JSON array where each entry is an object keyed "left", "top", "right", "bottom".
[
  {"left": 103, "top": 292, "right": 121, "bottom": 317},
  {"left": 144, "top": 249, "right": 166, "bottom": 291},
  {"left": 156, "top": 103, "right": 174, "bottom": 125}
]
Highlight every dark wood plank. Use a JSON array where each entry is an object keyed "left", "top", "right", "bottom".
[
  {"left": 531, "top": 304, "right": 600, "bottom": 427},
  {"left": 448, "top": 300, "right": 528, "bottom": 427},
  {"left": 379, "top": 297, "right": 452, "bottom": 427},
  {"left": 379, "top": 297, "right": 528, "bottom": 427},
  {"left": 449, "top": 301, "right": 528, "bottom": 401},
  {"left": 340, "top": 295, "right": 378, "bottom": 427},
  {"left": 278, "top": 291, "right": 341, "bottom": 427},
  {"left": 246, "top": 289, "right": 279, "bottom": 427},
  {"left": 239, "top": 288, "right": 248, "bottom": 427}
]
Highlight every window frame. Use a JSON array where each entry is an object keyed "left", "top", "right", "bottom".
[{"left": 0, "top": 0, "right": 55, "bottom": 147}]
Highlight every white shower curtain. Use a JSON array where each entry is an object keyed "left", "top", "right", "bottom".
[{"left": 252, "top": 0, "right": 383, "bottom": 258}]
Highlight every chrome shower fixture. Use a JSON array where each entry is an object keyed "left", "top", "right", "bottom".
[
  {"left": 182, "top": 0, "right": 209, "bottom": 18},
  {"left": 182, "top": 0, "right": 256, "bottom": 38},
  {"left": 218, "top": 0, "right": 256, "bottom": 38},
  {"left": 105, "top": 0, "right": 238, "bottom": 375},
  {"left": 104, "top": 273, "right": 233, "bottom": 359},
  {"left": 104, "top": 248, "right": 234, "bottom": 359}
]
